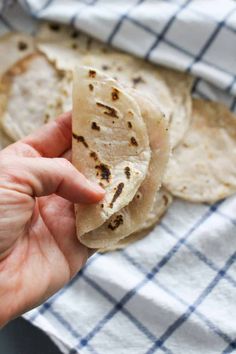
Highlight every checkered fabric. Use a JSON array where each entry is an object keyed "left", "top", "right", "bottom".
[{"left": 1, "top": 1, "right": 236, "bottom": 353}]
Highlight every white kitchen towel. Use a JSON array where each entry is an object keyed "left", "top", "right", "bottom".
[{"left": 1, "top": 1, "right": 236, "bottom": 353}]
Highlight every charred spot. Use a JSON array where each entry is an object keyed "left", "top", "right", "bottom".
[
  {"left": 108, "top": 215, "right": 123, "bottom": 230},
  {"left": 101, "top": 203, "right": 104, "bottom": 208},
  {"left": 99, "top": 183, "right": 104, "bottom": 188},
  {"left": 136, "top": 192, "right": 141, "bottom": 199},
  {"left": 49, "top": 23, "right": 60, "bottom": 31},
  {"left": 124, "top": 166, "right": 131, "bottom": 179},
  {"left": 71, "top": 30, "right": 79, "bottom": 38},
  {"left": 18, "top": 41, "right": 28, "bottom": 51},
  {"left": 95, "top": 163, "right": 111, "bottom": 182},
  {"left": 44, "top": 113, "right": 50, "bottom": 123},
  {"left": 89, "top": 84, "right": 94, "bottom": 91},
  {"left": 91, "top": 122, "right": 100, "bottom": 131},
  {"left": 163, "top": 195, "right": 169, "bottom": 206},
  {"left": 90, "top": 151, "right": 98, "bottom": 161},
  {"left": 132, "top": 76, "right": 145, "bottom": 86},
  {"left": 72, "top": 133, "right": 89, "bottom": 148},
  {"left": 127, "top": 121, "right": 132, "bottom": 128},
  {"left": 89, "top": 70, "right": 96, "bottom": 78},
  {"left": 110, "top": 183, "right": 124, "bottom": 208},
  {"left": 102, "top": 65, "right": 109, "bottom": 71},
  {"left": 130, "top": 137, "right": 138, "bottom": 146},
  {"left": 72, "top": 43, "right": 78, "bottom": 50},
  {"left": 111, "top": 88, "right": 119, "bottom": 101},
  {"left": 96, "top": 102, "right": 119, "bottom": 118},
  {"left": 117, "top": 66, "right": 122, "bottom": 72}
]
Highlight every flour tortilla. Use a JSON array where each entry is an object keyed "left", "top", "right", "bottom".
[
  {"left": 44, "top": 71, "right": 73, "bottom": 123},
  {"left": 0, "top": 53, "right": 64, "bottom": 141},
  {"left": 100, "top": 188, "right": 173, "bottom": 252},
  {"left": 36, "top": 22, "right": 112, "bottom": 71},
  {"left": 0, "top": 32, "right": 35, "bottom": 76},
  {"left": 73, "top": 67, "right": 151, "bottom": 239},
  {"left": 158, "top": 67, "right": 193, "bottom": 147},
  {"left": 82, "top": 54, "right": 192, "bottom": 147},
  {"left": 0, "top": 128, "right": 13, "bottom": 150},
  {"left": 164, "top": 99, "right": 236, "bottom": 202},
  {"left": 82, "top": 91, "right": 170, "bottom": 248}
]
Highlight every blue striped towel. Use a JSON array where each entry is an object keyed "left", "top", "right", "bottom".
[{"left": 1, "top": 1, "right": 236, "bottom": 353}]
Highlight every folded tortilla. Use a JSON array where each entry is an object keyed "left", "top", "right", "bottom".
[{"left": 73, "top": 67, "right": 151, "bottom": 240}]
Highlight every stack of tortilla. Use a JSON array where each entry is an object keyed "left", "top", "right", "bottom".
[{"left": 1, "top": 22, "right": 236, "bottom": 251}]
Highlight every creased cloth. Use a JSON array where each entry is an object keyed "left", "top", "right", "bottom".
[{"left": 1, "top": 1, "right": 236, "bottom": 353}]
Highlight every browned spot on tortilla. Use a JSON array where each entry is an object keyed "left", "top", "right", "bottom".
[
  {"left": 90, "top": 151, "right": 98, "bottom": 161},
  {"left": 127, "top": 121, "right": 132, "bottom": 128},
  {"left": 111, "top": 88, "right": 119, "bottom": 101},
  {"left": 95, "top": 163, "right": 111, "bottom": 182},
  {"left": 99, "top": 183, "right": 104, "bottom": 188},
  {"left": 101, "top": 47, "right": 108, "bottom": 53},
  {"left": 132, "top": 76, "right": 145, "bottom": 86},
  {"left": 163, "top": 195, "right": 169, "bottom": 206},
  {"left": 87, "top": 37, "right": 93, "bottom": 50},
  {"left": 117, "top": 66, "right": 122, "bottom": 72},
  {"left": 124, "top": 166, "right": 131, "bottom": 179},
  {"left": 71, "top": 30, "right": 79, "bottom": 38},
  {"left": 102, "top": 65, "right": 109, "bottom": 71},
  {"left": 72, "top": 133, "right": 89, "bottom": 148},
  {"left": 108, "top": 215, "right": 123, "bottom": 230},
  {"left": 89, "top": 70, "right": 96, "bottom": 78},
  {"left": 72, "top": 43, "right": 78, "bottom": 50},
  {"left": 110, "top": 183, "right": 124, "bottom": 208},
  {"left": 89, "top": 83, "right": 94, "bottom": 91},
  {"left": 49, "top": 23, "right": 60, "bottom": 31},
  {"left": 96, "top": 102, "right": 119, "bottom": 118},
  {"left": 18, "top": 41, "right": 28, "bottom": 51},
  {"left": 44, "top": 113, "right": 50, "bottom": 124},
  {"left": 91, "top": 122, "right": 100, "bottom": 131},
  {"left": 130, "top": 137, "right": 138, "bottom": 146},
  {"left": 101, "top": 203, "right": 104, "bottom": 208}
]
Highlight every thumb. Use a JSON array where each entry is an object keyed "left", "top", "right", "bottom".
[{"left": 0, "top": 157, "right": 105, "bottom": 203}]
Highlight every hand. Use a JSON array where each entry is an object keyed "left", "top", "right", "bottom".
[{"left": 0, "top": 112, "right": 104, "bottom": 327}]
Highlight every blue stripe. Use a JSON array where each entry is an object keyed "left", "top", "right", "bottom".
[
  {"left": 46, "top": 307, "right": 98, "bottom": 354},
  {"left": 126, "top": 15, "right": 236, "bottom": 81},
  {"left": 35, "top": 0, "right": 55, "bottom": 15},
  {"left": 77, "top": 274, "right": 173, "bottom": 354},
  {"left": 145, "top": 0, "right": 192, "bottom": 60},
  {"left": 107, "top": 0, "right": 145, "bottom": 44},
  {"left": 230, "top": 96, "right": 236, "bottom": 111},
  {"left": 70, "top": 0, "right": 98, "bottom": 27},
  {"left": 187, "top": 8, "right": 236, "bottom": 72},
  {"left": 122, "top": 251, "right": 233, "bottom": 345},
  {"left": 146, "top": 252, "right": 236, "bottom": 354},
  {"left": 225, "top": 76, "right": 236, "bottom": 94},
  {"left": 75, "top": 204, "right": 219, "bottom": 346},
  {"left": 215, "top": 210, "right": 236, "bottom": 228},
  {"left": 160, "top": 221, "right": 236, "bottom": 288},
  {"left": 0, "top": 13, "right": 14, "bottom": 30},
  {"left": 222, "top": 340, "right": 236, "bottom": 354}
]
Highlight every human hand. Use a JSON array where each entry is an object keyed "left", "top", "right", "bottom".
[{"left": 0, "top": 112, "right": 104, "bottom": 327}]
